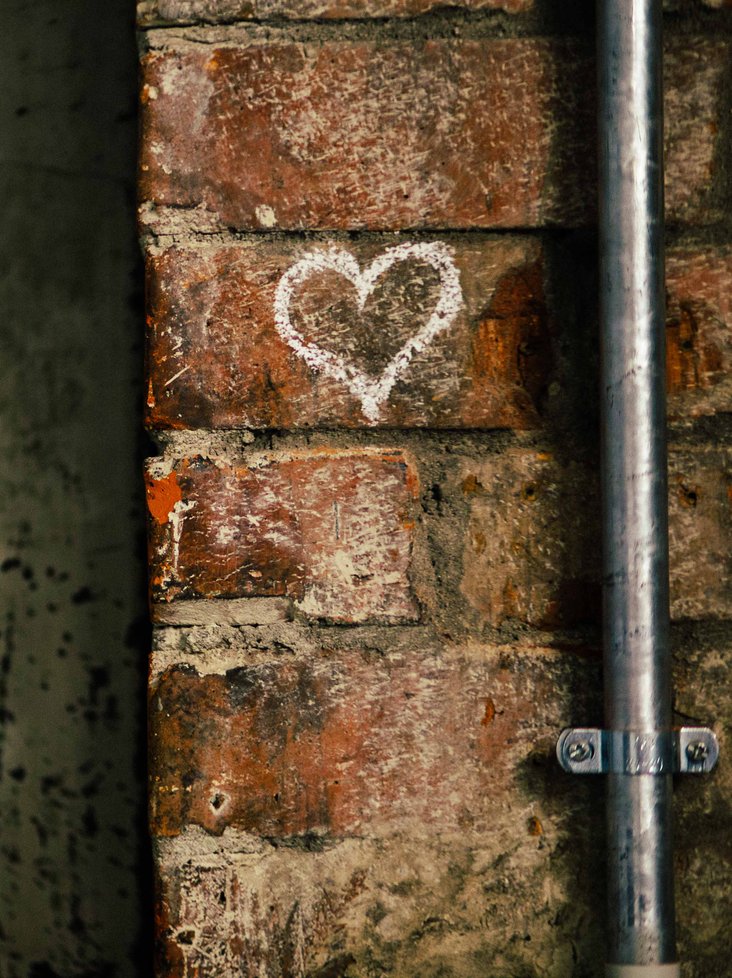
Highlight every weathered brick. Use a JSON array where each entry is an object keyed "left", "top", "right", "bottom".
[
  {"left": 459, "top": 447, "right": 732, "bottom": 627},
  {"left": 138, "top": 0, "right": 529, "bottom": 26},
  {"left": 145, "top": 451, "right": 419, "bottom": 623},
  {"left": 154, "top": 827, "right": 601, "bottom": 978},
  {"left": 153, "top": 825, "right": 601, "bottom": 978},
  {"left": 666, "top": 248, "right": 732, "bottom": 420},
  {"left": 139, "top": 36, "right": 724, "bottom": 232},
  {"left": 148, "top": 635, "right": 732, "bottom": 978},
  {"left": 149, "top": 644, "right": 590, "bottom": 838},
  {"left": 145, "top": 237, "right": 551, "bottom": 430},
  {"left": 146, "top": 240, "right": 732, "bottom": 431},
  {"left": 668, "top": 451, "right": 732, "bottom": 620},
  {"left": 148, "top": 646, "right": 732, "bottom": 978}
]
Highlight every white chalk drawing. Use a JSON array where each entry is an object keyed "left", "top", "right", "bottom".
[{"left": 274, "top": 242, "right": 463, "bottom": 421}]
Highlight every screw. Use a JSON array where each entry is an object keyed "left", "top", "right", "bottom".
[
  {"left": 686, "top": 740, "right": 709, "bottom": 764},
  {"left": 567, "top": 740, "right": 594, "bottom": 763}
]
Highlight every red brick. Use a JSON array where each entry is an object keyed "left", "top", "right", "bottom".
[
  {"left": 666, "top": 247, "right": 732, "bottom": 420},
  {"left": 139, "top": 37, "right": 724, "bottom": 232},
  {"left": 138, "top": 0, "right": 529, "bottom": 26},
  {"left": 145, "top": 451, "right": 419, "bottom": 623},
  {"left": 146, "top": 241, "right": 732, "bottom": 431},
  {"left": 149, "top": 645, "right": 583, "bottom": 837},
  {"left": 459, "top": 447, "right": 732, "bottom": 627},
  {"left": 149, "top": 637, "right": 732, "bottom": 977},
  {"left": 145, "top": 237, "right": 550, "bottom": 430}
]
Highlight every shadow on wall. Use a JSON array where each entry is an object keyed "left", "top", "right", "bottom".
[{"left": 0, "top": 2, "right": 151, "bottom": 977}]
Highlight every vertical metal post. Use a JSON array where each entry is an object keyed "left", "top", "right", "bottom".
[
  {"left": 598, "top": 0, "right": 677, "bottom": 973},
  {"left": 558, "top": 6, "right": 717, "bottom": 966}
]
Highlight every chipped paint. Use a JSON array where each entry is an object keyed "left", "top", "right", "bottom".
[
  {"left": 147, "top": 469, "right": 184, "bottom": 525},
  {"left": 169, "top": 499, "right": 196, "bottom": 575}
]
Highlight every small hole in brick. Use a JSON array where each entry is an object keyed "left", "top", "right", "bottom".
[
  {"left": 273, "top": 792, "right": 280, "bottom": 802},
  {"left": 522, "top": 483, "right": 538, "bottom": 502},
  {"left": 210, "top": 792, "right": 227, "bottom": 811},
  {"left": 176, "top": 930, "right": 196, "bottom": 946},
  {"left": 681, "top": 339, "right": 694, "bottom": 351},
  {"left": 679, "top": 485, "right": 699, "bottom": 508}
]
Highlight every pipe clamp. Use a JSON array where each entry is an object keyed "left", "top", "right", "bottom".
[{"left": 557, "top": 727, "right": 718, "bottom": 775}]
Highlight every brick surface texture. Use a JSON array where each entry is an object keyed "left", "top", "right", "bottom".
[
  {"left": 146, "top": 451, "right": 419, "bottom": 622},
  {"left": 139, "top": 37, "right": 726, "bottom": 233},
  {"left": 146, "top": 240, "right": 732, "bottom": 430},
  {"left": 140, "top": 1, "right": 732, "bottom": 976}
]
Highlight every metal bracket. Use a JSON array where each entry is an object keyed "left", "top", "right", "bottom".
[{"left": 557, "top": 727, "right": 719, "bottom": 776}]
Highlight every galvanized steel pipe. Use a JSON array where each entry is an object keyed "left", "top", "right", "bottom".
[{"left": 597, "top": 0, "right": 678, "bottom": 973}]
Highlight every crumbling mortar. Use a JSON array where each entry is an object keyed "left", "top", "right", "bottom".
[
  {"left": 139, "top": 10, "right": 581, "bottom": 47},
  {"left": 149, "top": 618, "right": 602, "bottom": 680},
  {"left": 150, "top": 428, "right": 536, "bottom": 465},
  {"left": 148, "top": 415, "right": 732, "bottom": 460},
  {"left": 141, "top": 225, "right": 552, "bottom": 254},
  {"left": 138, "top": 2, "right": 732, "bottom": 40}
]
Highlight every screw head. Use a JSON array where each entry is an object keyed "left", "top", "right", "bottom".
[
  {"left": 567, "top": 740, "right": 594, "bottom": 763},
  {"left": 686, "top": 740, "right": 709, "bottom": 764}
]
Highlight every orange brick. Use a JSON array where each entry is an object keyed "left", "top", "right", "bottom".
[
  {"left": 145, "top": 237, "right": 550, "bottom": 430},
  {"left": 139, "top": 37, "right": 725, "bottom": 232},
  {"left": 149, "top": 645, "right": 584, "bottom": 837},
  {"left": 145, "top": 451, "right": 419, "bottom": 623}
]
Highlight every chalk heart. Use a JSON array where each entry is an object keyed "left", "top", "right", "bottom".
[{"left": 273, "top": 242, "right": 464, "bottom": 422}]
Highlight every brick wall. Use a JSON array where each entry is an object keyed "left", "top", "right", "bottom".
[{"left": 139, "top": 3, "right": 732, "bottom": 976}]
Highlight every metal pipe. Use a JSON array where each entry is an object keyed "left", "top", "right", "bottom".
[{"left": 597, "top": 0, "right": 677, "bottom": 973}]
